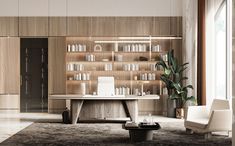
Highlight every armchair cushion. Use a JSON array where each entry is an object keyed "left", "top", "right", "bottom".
[{"left": 185, "top": 118, "right": 208, "bottom": 129}]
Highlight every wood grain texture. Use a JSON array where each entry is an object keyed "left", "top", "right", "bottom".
[
  {"left": 0, "top": 95, "right": 19, "bottom": 110},
  {"left": 19, "top": 17, "right": 48, "bottom": 36},
  {"left": 79, "top": 101, "right": 126, "bottom": 120},
  {"left": 0, "top": 17, "right": 18, "bottom": 36},
  {"left": 0, "top": 37, "right": 20, "bottom": 94},
  {"left": 67, "top": 17, "right": 91, "bottom": 36},
  {"left": 48, "top": 37, "right": 66, "bottom": 113},
  {"left": 91, "top": 17, "right": 115, "bottom": 36},
  {"left": 124, "top": 100, "right": 138, "bottom": 122},
  {"left": 170, "top": 17, "right": 182, "bottom": 36},
  {"left": 152, "top": 17, "right": 171, "bottom": 36},
  {"left": 49, "top": 17, "right": 66, "bottom": 36},
  {"left": 115, "top": 17, "right": 152, "bottom": 36},
  {"left": 71, "top": 100, "right": 84, "bottom": 124}
]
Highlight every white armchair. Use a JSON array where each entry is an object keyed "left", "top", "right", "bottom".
[{"left": 184, "top": 99, "right": 232, "bottom": 138}]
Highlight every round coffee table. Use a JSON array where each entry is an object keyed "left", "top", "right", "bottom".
[{"left": 124, "top": 122, "right": 161, "bottom": 142}]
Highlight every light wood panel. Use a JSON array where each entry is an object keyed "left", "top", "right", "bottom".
[
  {"left": 0, "top": 37, "right": 20, "bottom": 94},
  {"left": 19, "top": 17, "right": 48, "bottom": 36},
  {"left": 170, "top": 17, "right": 182, "bottom": 36},
  {"left": 67, "top": 17, "right": 91, "bottom": 36},
  {"left": 48, "top": 37, "right": 66, "bottom": 113},
  {"left": 115, "top": 17, "right": 152, "bottom": 36},
  {"left": 0, "top": 17, "right": 18, "bottom": 36},
  {"left": 152, "top": 17, "right": 170, "bottom": 36},
  {"left": 0, "top": 95, "right": 19, "bottom": 111},
  {"left": 49, "top": 17, "right": 66, "bottom": 36},
  {"left": 79, "top": 101, "right": 127, "bottom": 120},
  {"left": 91, "top": 17, "right": 115, "bottom": 36}
]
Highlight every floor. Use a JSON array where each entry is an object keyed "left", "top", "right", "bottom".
[{"left": 0, "top": 112, "right": 183, "bottom": 143}]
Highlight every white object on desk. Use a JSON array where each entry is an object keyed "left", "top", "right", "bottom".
[{"left": 97, "top": 76, "right": 115, "bottom": 96}]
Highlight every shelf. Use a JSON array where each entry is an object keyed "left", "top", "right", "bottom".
[
  {"left": 66, "top": 70, "right": 162, "bottom": 74},
  {"left": 65, "top": 35, "right": 181, "bottom": 95},
  {"left": 66, "top": 80, "right": 161, "bottom": 83},
  {"left": 66, "top": 36, "right": 182, "bottom": 41}
]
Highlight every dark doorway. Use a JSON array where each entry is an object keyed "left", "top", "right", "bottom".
[{"left": 20, "top": 38, "right": 48, "bottom": 112}]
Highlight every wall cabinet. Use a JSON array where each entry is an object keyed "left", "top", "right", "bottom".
[
  {"left": 152, "top": 17, "right": 182, "bottom": 36},
  {"left": 19, "top": 17, "right": 48, "bottom": 36},
  {"left": 0, "top": 37, "right": 20, "bottom": 94},
  {"left": 67, "top": 17, "right": 91, "bottom": 36},
  {"left": 48, "top": 37, "right": 66, "bottom": 113},
  {"left": 91, "top": 17, "right": 115, "bottom": 37},
  {"left": 49, "top": 17, "right": 66, "bottom": 36},
  {"left": 115, "top": 17, "right": 152, "bottom": 36},
  {"left": 0, "top": 17, "right": 18, "bottom": 36}
]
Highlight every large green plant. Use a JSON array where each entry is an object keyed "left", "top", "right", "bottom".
[{"left": 156, "top": 50, "right": 196, "bottom": 106}]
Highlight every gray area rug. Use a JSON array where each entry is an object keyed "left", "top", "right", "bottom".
[{"left": 0, "top": 122, "right": 231, "bottom": 146}]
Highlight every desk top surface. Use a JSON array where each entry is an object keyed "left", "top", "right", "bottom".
[{"left": 49, "top": 94, "right": 160, "bottom": 100}]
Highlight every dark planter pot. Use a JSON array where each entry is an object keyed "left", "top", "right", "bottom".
[{"left": 167, "top": 98, "right": 177, "bottom": 118}]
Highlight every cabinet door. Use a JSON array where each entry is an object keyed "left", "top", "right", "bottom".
[
  {"left": 48, "top": 37, "right": 66, "bottom": 113},
  {"left": 152, "top": 17, "right": 171, "bottom": 36},
  {"left": 67, "top": 17, "right": 91, "bottom": 36},
  {"left": 49, "top": 17, "right": 66, "bottom": 36},
  {"left": 152, "top": 17, "right": 182, "bottom": 36},
  {"left": 115, "top": 17, "right": 152, "bottom": 36},
  {"left": 91, "top": 17, "right": 115, "bottom": 37},
  {"left": 0, "top": 37, "right": 20, "bottom": 94},
  {"left": 170, "top": 17, "right": 182, "bottom": 36},
  {"left": 19, "top": 17, "right": 48, "bottom": 36},
  {"left": 0, "top": 17, "right": 18, "bottom": 36}
]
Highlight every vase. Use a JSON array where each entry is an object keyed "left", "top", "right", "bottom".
[{"left": 167, "top": 98, "right": 177, "bottom": 118}]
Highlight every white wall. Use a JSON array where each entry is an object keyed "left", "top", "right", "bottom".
[
  {"left": 0, "top": 0, "right": 19, "bottom": 16},
  {"left": 0, "top": 0, "right": 182, "bottom": 16}
]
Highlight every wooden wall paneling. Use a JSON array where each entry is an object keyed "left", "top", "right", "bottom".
[
  {"left": 19, "top": 17, "right": 48, "bottom": 36},
  {"left": 0, "top": 17, "right": 18, "bottom": 36},
  {"left": 0, "top": 38, "right": 6, "bottom": 93},
  {"left": 0, "top": 37, "right": 20, "bottom": 94},
  {"left": 48, "top": 37, "right": 66, "bottom": 113},
  {"left": 49, "top": 17, "right": 67, "bottom": 36},
  {"left": 170, "top": 17, "right": 182, "bottom": 36},
  {"left": 152, "top": 17, "right": 171, "bottom": 36},
  {"left": 171, "top": 39, "right": 182, "bottom": 63},
  {"left": 67, "top": 17, "right": 91, "bottom": 36},
  {"left": 115, "top": 17, "right": 152, "bottom": 36},
  {"left": 159, "top": 17, "right": 171, "bottom": 36},
  {"left": 6, "top": 37, "right": 20, "bottom": 94},
  {"left": 91, "top": 17, "right": 115, "bottom": 37}
]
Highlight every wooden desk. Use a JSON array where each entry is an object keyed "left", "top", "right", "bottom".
[{"left": 49, "top": 94, "right": 160, "bottom": 124}]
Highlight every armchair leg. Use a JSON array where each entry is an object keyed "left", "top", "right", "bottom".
[
  {"left": 204, "top": 132, "right": 212, "bottom": 139},
  {"left": 186, "top": 128, "right": 193, "bottom": 134}
]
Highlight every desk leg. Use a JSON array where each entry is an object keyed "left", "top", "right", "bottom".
[
  {"left": 71, "top": 100, "right": 84, "bottom": 124},
  {"left": 124, "top": 100, "right": 138, "bottom": 122}
]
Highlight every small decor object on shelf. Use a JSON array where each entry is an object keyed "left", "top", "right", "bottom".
[
  {"left": 139, "top": 56, "right": 148, "bottom": 61},
  {"left": 94, "top": 44, "right": 102, "bottom": 52},
  {"left": 67, "top": 44, "right": 86, "bottom": 52},
  {"left": 152, "top": 45, "right": 161, "bottom": 52}
]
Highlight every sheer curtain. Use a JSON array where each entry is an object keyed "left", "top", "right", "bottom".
[
  {"left": 182, "top": 0, "right": 198, "bottom": 100},
  {"left": 205, "top": 0, "right": 230, "bottom": 106}
]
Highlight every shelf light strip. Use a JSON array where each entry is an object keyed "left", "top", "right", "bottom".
[
  {"left": 94, "top": 40, "right": 151, "bottom": 43},
  {"left": 118, "top": 36, "right": 182, "bottom": 40}
]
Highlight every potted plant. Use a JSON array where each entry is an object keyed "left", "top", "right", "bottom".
[{"left": 156, "top": 49, "right": 196, "bottom": 118}]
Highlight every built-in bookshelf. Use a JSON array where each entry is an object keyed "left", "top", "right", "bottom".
[{"left": 65, "top": 36, "right": 182, "bottom": 96}]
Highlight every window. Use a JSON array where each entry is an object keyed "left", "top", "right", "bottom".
[{"left": 214, "top": 1, "right": 227, "bottom": 99}]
